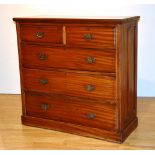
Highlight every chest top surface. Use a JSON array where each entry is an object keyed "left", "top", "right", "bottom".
[{"left": 13, "top": 16, "right": 140, "bottom": 24}]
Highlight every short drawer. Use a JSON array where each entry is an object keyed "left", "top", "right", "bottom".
[
  {"left": 20, "top": 24, "right": 62, "bottom": 44},
  {"left": 66, "top": 26, "right": 116, "bottom": 49},
  {"left": 25, "top": 92, "right": 116, "bottom": 130},
  {"left": 23, "top": 69, "right": 116, "bottom": 100},
  {"left": 22, "top": 44, "right": 116, "bottom": 73}
]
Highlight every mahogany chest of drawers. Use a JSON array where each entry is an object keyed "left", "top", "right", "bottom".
[{"left": 13, "top": 16, "right": 140, "bottom": 143}]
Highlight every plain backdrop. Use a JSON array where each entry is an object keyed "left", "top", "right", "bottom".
[{"left": 0, "top": 3, "right": 155, "bottom": 96}]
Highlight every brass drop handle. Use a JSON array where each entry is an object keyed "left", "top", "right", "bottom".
[
  {"left": 84, "top": 34, "right": 93, "bottom": 40},
  {"left": 86, "top": 113, "right": 96, "bottom": 119},
  {"left": 36, "top": 32, "right": 44, "bottom": 38},
  {"left": 39, "top": 79, "right": 48, "bottom": 85},
  {"left": 86, "top": 57, "right": 96, "bottom": 64},
  {"left": 85, "top": 84, "right": 95, "bottom": 91},
  {"left": 40, "top": 103, "right": 49, "bottom": 110},
  {"left": 38, "top": 53, "right": 47, "bottom": 60}
]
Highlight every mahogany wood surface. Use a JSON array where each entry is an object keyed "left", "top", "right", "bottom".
[
  {"left": 117, "top": 21, "right": 138, "bottom": 130},
  {"left": 66, "top": 26, "right": 116, "bottom": 49},
  {"left": 14, "top": 16, "right": 140, "bottom": 143},
  {"left": 20, "top": 24, "right": 63, "bottom": 44},
  {"left": 23, "top": 68, "right": 116, "bottom": 100},
  {"left": 13, "top": 16, "right": 140, "bottom": 24},
  {"left": 21, "top": 44, "right": 116, "bottom": 72},
  {"left": 25, "top": 92, "right": 116, "bottom": 130}
]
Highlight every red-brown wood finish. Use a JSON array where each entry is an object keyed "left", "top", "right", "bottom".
[
  {"left": 117, "top": 21, "right": 139, "bottom": 130},
  {"left": 66, "top": 26, "right": 116, "bottom": 49},
  {"left": 25, "top": 92, "right": 116, "bottom": 130},
  {"left": 13, "top": 16, "right": 140, "bottom": 143},
  {"left": 23, "top": 68, "right": 116, "bottom": 100},
  {"left": 21, "top": 44, "right": 116, "bottom": 72},
  {"left": 20, "top": 24, "right": 63, "bottom": 44}
]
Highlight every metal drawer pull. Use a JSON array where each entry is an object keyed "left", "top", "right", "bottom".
[
  {"left": 39, "top": 79, "right": 48, "bottom": 85},
  {"left": 36, "top": 32, "right": 44, "bottom": 38},
  {"left": 86, "top": 113, "right": 96, "bottom": 119},
  {"left": 38, "top": 53, "right": 47, "bottom": 60},
  {"left": 86, "top": 57, "right": 96, "bottom": 64},
  {"left": 84, "top": 34, "right": 93, "bottom": 40},
  {"left": 85, "top": 84, "right": 95, "bottom": 91},
  {"left": 40, "top": 103, "right": 49, "bottom": 110}
]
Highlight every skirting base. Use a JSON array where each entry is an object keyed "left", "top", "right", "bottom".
[{"left": 21, "top": 115, "right": 138, "bottom": 143}]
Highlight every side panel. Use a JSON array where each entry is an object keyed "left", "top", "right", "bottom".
[{"left": 118, "top": 21, "right": 138, "bottom": 131}]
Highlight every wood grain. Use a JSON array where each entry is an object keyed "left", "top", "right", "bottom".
[
  {"left": 66, "top": 26, "right": 116, "bottom": 49},
  {"left": 25, "top": 92, "right": 116, "bottom": 130},
  {"left": 21, "top": 44, "right": 116, "bottom": 72},
  {"left": 14, "top": 17, "right": 140, "bottom": 143},
  {"left": 20, "top": 24, "right": 63, "bottom": 44},
  {"left": 117, "top": 21, "right": 138, "bottom": 130},
  {"left": 0, "top": 94, "right": 154, "bottom": 150},
  {"left": 23, "top": 68, "right": 116, "bottom": 100}
]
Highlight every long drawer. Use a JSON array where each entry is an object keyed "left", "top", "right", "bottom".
[
  {"left": 23, "top": 68, "right": 116, "bottom": 100},
  {"left": 20, "top": 24, "right": 62, "bottom": 44},
  {"left": 66, "top": 26, "right": 116, "bottom": 49},
  {"left": 25, "top": 92, "right": 116, "bottom": 130},
  {"left": 22, "top": 44, "right": 116, "bottom": 72}
]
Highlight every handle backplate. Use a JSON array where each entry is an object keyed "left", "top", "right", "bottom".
[
  {"left": 84, "top": 34, "right": 93, "bottom": 40},
  {"left": 40, "top": 103, "right": 49, "bottom": 110},
  {"left": 39, "top": 79, "right": 48, "bottom": 85},
  {"left": 38, "top": 53, "right": 47, "bottom": 60},
  {"left": 36, "top": 32, "right": 44, "bottom": 38},
  {"left": 86, "top": 57, "right": 96, "bottom": 64},
  {"left": 86, "top": 113, "right": 96, "bottom": 119},
  {"left": 85, "top": 84, "right": 95, "bottom": 91}
]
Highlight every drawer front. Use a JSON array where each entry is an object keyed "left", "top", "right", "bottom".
[
  {"left": 22, "top": 44, "right": 116, "bottom": 73},
  {"left": 20, "top": 24, "right": 62, "bottom": 44},
  {"left": 25, "top": 92, "right": 116, "bottom": 130},
  {"left": 23, "top": 69, "right": 116, "bottom": 100},
  {"left": 66, "top": 26, "right": 116, "bottom": 49}
]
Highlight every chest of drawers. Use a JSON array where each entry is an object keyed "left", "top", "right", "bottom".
[{"left": 13, "top": 16, "right": 140, "bottom": 143}]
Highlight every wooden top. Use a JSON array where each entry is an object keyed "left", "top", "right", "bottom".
[{"left": 13, "top": 16, "right": 140, "bottom": 24}]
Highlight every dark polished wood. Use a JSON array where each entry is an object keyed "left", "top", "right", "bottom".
[{"left": 14, "top": 16, "right": 140, "bottom": 143}]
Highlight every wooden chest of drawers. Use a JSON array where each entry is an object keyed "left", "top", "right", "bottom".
[{"left": 13, "top": 16, "right": 140, "bottom": 143}]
